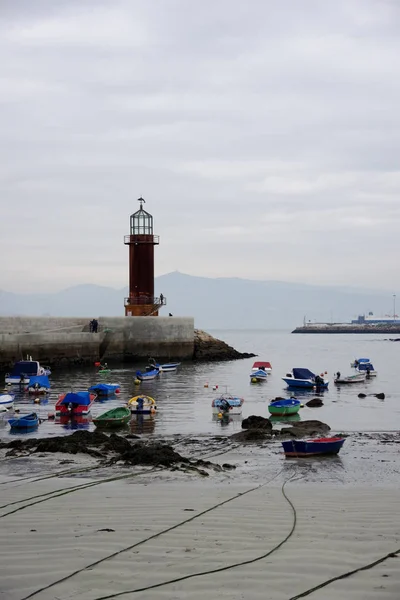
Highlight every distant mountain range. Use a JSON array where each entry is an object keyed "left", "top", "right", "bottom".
[{"left": 0, "top": 272, "right": 397, "bottom": 330}]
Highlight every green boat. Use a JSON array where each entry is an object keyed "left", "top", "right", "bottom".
[
  {"left": 93, "top": 407, "right": 131, "bottom": 429},
  {"left": 268, "top": 398, "right": 301, "bottom": 416}
]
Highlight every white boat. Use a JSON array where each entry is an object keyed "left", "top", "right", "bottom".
[
  {"left": 250, "top": 369, "right": 268, "bottom": 382},
  {"left": 282, "top": 368, "right": 329, "bottom": 389},
  {"left": 334, "top": 373, "right": 366, "bottom": 384},
  {"left": 212, "top": 394, "right": 244, "bottom": 414},
  {"left": 159, "top": 362, "right": 181, "bottom": 372},
  {"left": 0, "top": 393, "right": 14, "bottom": 410},
  {"left": 5, "top": 358, "right": 51, "bottom": 385}
]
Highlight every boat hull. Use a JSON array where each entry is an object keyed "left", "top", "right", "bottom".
[
  {"left": 282, "top": 378, "right": 329, "bottom": 389},
  {"left": 0, "top": 394, "right": 14, "bottom": 409},
  {"left": 93, "top": 408, "right": 131, "bottom": 428},
  {"left": 8, "top": 413, "right": 39, "bottom": 431},
  {"left": 268, "top": 399, "right": 301, "bottom": 416},
  {"left": 282, "top": 437, "right": 345, "bottom": 457},
  {"left": 334, "top": 375, "right": 366, "bottom": 384}
]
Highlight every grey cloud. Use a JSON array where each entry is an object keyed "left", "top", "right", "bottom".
[{"left": 1, "top": 0, "right": 399, "bottom": 293}]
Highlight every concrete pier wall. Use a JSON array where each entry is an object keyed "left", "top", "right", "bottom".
[{"left": 0, "top": 317, "right": 194, "bottom": 367}]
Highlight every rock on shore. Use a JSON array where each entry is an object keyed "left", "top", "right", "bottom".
[{"left": 193, "top": 329, "right": 256, "bottom": 361}]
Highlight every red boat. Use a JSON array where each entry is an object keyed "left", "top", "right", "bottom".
[
  {"left": 55, "top": 392, "right": 96, "bottom": 416},
  {"left": 252, "top": 361, "right": 272, "bottom": 372}
]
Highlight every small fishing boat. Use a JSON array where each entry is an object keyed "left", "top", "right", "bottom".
[
  {"left": 268, "top": 398, "right": 301, "bottom": 416},
  {"left": 93, "top": 407, "right": 131, "bottom": 429},
  {"left": 55, "top": 392, "right": 96, "bottom": 416},
  {"left": 128, "top": 395, "right": 157, "bottom": 414},
  {"left": 5, "top": 359, "right": 51, "bottom": 385},
  {"left": 252, "top": 361, "right": 272, "bottom": 373},
  {"left": 8, "top": 412, "right": 39, "bottom": 431},
  {"left": 88, "top": 383, "right": 121, "bottom": 396},
  {"left": 27, "top": 375, "right": 51, "bottom": 394},
  {"left": 212, "top": 395, "right": 244, "bottom": 414},
  {"left": 282, "top": 368, "right": 329, "bottom": 389},
  {"left": 357, "top": 362, "right": 377, "bottom": 377},
  {"left": 0, "top": 393, "right": 15, "bottom": 410},
  {"left": 351, "top": 358, "right": 370, "bottom": 368},
  {"left": 158, "top": 362, "right": 181, "bottom": 372},
  {"left": 250, "top": 369, "right": 268, "bottom": 382},
  {"left": 334, "top": 373, "right": 366, "bottom": 385},
  {"left": 281, "top": 437, "right": 345, "bottom": 457},
  {"left": 136, "top": 369, "right": 159, "bottom": 382}
]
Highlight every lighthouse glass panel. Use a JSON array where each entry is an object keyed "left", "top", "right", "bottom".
[{"left": 130, "top": 210, "right": 153, "bottom": 235}]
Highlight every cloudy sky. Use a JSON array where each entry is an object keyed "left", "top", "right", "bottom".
[{"left": 1, "top": 0, "right": 399, "bottom": 292}]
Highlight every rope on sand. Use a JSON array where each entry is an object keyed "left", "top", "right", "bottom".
[
  {"left": 91, "top": 471, "right": 299, "bottom": 600},
  {"left": 289, "top": 548, "right": 400, "bottom": 599},
  {"left": 19, "top": 467, "right": 289, "bottom": 600}
]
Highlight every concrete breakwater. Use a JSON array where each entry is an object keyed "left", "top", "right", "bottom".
[
  {"left": 0, "top": 316, "right": 254, "bottom": 368},
  {"left": 292, "top": 324, "right": 400, "bottom": 334}
]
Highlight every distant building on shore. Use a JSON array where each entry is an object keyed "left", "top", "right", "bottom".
[{"left": 351, "top": 311, "right": 400, "bottom": 325}]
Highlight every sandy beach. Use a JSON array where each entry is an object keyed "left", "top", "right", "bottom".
[{"left": 0, "top": 438, "right": 399, "bottom": 600}]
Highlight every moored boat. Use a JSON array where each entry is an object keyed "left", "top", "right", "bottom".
[
  {"left": 268, "top": 398, "right": 301, "bottom": 416},
  {"left": 93, "top": 407, "right": 131, "bottom": 429},
  {"left": 158, "top": 362, "right": 181, "bottom": 372},
  {"left": 282, "top": 368, "right": 329, "bottom": 389},
  {"left": 128, "top": 395, "right": 157, "bottom": 414},
  {"left": 0, "top": 393, "right": 15, "bottom": 410},
  {"left": 357, "top": 362, "right": 377, "bottom": 377},
  {"left": 212, "top": 394, "right": 244, "bottom": 414},
  {"left": 282, "top": 437, "right": 345, "bottom": 457},
  {"left": 88, "top": 383, "right": 121, "bottom": 396},
  {"left": 5, "top": 359, "right": 51, "bottom": 385},
  {"left": 55, "top": 392, "right": 96, "bottom": 416},
  {"left": 250, "top": 369, "right": 268, "bottom": 382},
  {"left": 8, "top": 412, "right": 39, "bottom": 431},
  {"left": 252, "top": 361, "right": 272, "bottom": 373},
  {"left": 334, "top": 373, "right": 366, "bottom": 384},
  {"left": 27, "top": 375, "right": 51, "bottom": 394},
  {"left": 351, "top": 358, "right": 370, "bottom": 368},
  {"left": 136, "top": 369, "right": 159, "bottom": 381}
]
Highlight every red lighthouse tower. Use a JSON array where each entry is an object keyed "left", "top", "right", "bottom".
[{"left": 124, "top": 198, "right": 165, "bottom": 316}]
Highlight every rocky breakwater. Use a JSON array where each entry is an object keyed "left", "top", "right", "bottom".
[{"left": 193, "top": 329, "right": 256, "bottom": 361}]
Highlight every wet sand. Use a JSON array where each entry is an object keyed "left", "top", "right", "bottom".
[{"left": 0, "top": 437, "right": 399, "bottom": 600}]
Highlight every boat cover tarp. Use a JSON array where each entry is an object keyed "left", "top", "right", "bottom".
[
  {"left": 252, "top": 370, "right": 267, "bottom": 376},
  {"left": 60, "top": 392, "right": 92, "bottom": 406},
  {"left": 213, "top": 396, "right": 243, "bottom": 407},
  {"left": 252, "top": 362, "right": 272, "bottom": 369},
  {"left": 89, "top": 383, "right": 119, "bottom": 393},
  {"left": 356, "top": 358, "right": 370, "bottom": 363},
  {"left": 270, "top": 399, "right": 301, "bottom": 407},
  {"left": 10, "top": 361, "right": 39, "bottom": 377},
  {"left": 357, "top": 362, "right": 374, "bottom": 371},
  {"left": 293, "top": 368, "right": 315, "bottom": 380},
  {"left": 28, "top": 375, "right": 50, "bottom": 388}
]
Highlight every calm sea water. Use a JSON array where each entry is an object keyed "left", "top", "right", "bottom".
[{"left": 0, "top": 330, "right": 398, "bottom": 440}]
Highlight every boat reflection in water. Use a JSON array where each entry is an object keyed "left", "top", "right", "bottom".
[
  {"left": 269, "top": 413, "right": 301, "bottom": 425},
  {"left": 130, "top": 414, "right": 155, "bottom": 434},
  {"left": 212, "top": 413, "right": 242, "bottom": 428},
  {"left": 56, "top": 415, "right": 92, "bottom": 430}
]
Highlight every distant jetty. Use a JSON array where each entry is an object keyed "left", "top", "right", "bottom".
[{"left": 292, "top": 323, "right": 400, "bottom": 334}]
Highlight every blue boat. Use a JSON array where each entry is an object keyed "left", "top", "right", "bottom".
[
  {"left": 212, "top": 395, "right": 244, "bottom": 414},
  {"left": 8, "top": 412, "right": 39, "bottom": 431},
  {"left": 357, "top": 362, "right": 377, "bottom": 377},
  {"left": 88, "top": 383, "right": 121, "bottom": 396},
  {"left": 282, "top": 437, "right": 345, "bottom": 457},
  {"left": 27, "top": 375, "right": 51, "bottom": 394},
  {"left": 282, "top": 368, "right": 329, "bottom": 389},
  {"left": 5, "top": 360, "right": 51, "bottom": 385},
  {"left": 136, "top": 369, "right": 160, "bottom": 381},
  {"left": 351, "top": 357, "right": 370, "bottom": 368},
  {"left": 250, "top": 369, "right": 268, "bottom": 382}
]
